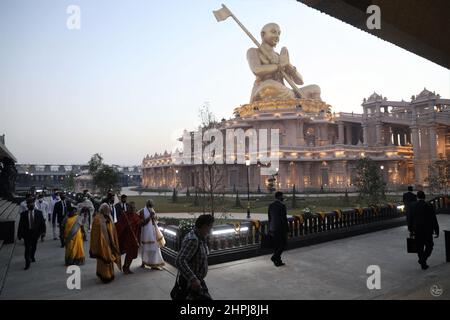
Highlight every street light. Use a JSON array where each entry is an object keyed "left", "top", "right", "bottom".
[{"left": 245, "top": 159, "right": 251, "bottom": 219}]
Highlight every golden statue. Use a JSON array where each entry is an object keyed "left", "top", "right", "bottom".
[
  {"left": 247, "top": 23, "right": 321, "bottom": 103},
  {"left": 213, "top": 5, "right": 329, "bottom": 116}
]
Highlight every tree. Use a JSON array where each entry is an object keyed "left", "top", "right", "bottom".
[
  {"left": 93, "top": 165, "right": 120, "bottom": 195},
  {"left": 354, "top": 157, "right": 385, "bottom": 205},
  {"left": 292, "top": 184, "right": 297, "bottom": 208},
  {"left": 197, "top": 104, "right": 223, "bottom": 216},
  {"left": 267, "top": 173, "right": 277, "bottom": 193},
  {"left": 426, "top": 158, "right": 450, "bottom": 195},
  {"left": 88, "top": 154, "right": 120, "bottom": 195},
  {"left": 186, "top": 187, "right": 190, "bottom": 197},
  {"left": 88, "top": 153, "right": 103, "bottom": 175},
  {"left": 64, "top": 172, "right": 76, "bottom": 191}
]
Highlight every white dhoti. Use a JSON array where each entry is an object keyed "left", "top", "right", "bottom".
[{"left": 141, "top": 208, "right": 165, "bottom": 267}]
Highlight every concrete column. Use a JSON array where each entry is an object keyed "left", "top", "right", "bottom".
[
  {"left": 362, "top": 124, "right": 368, "bottom": 146},
  {"left": 345, "top": 125, "right": 352, "bottom": 145},
  {"left": 429, "top": 125, "right": 437, "bottom": 160},
  {"left": 411, "top": 125, "right": 420, "bottom": 159},
  {"left": 320, "top": 124, "right": 329, "bottom": 145},
  {"left": 437, "top": 127, "right": 446, "bottom": 157},
  {"left": 298, "top": 121, "right": 305, "bottom": 146},
  {"left": 337, "top": 121, "right": 344, "bottom": 144},
  {"left": 315, "top": 126, "right": 321, "bottom": 146},
  {"left": 399, "top": 129, "right": 406, "bottom": 146},
  {"left": 376, "top": 122, "right": 382, "bottom": 146}
]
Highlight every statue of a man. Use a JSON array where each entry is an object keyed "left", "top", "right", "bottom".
[{"left": 247, "top": 23, "right": 321, "bottom": 103}]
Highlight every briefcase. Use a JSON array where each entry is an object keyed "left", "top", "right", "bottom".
[{"left": 407, "top": 237, "right": 417, "bottom": 253}]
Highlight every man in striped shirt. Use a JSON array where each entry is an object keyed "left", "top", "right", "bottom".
[{"left": 175, "top": 214, "right": 214, "bottom": 300}]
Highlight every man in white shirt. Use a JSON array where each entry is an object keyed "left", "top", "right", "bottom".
[
  {"left": 77, "top": 195, "right": 95, "bottom": 236},
  {"left": 49, "top": 190, "right": 60, "bottom": 240},
  {"left": 35, "top": 194, "right": 49, "bottom": 241}
]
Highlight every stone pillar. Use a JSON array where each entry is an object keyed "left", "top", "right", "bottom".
[
  {"left": 376, "top": 122, "right": 382, "bottom": 146},
  {"left": 411, "top": 126, "right": 420, "bottom": 157},
  {"left": 303, "top": 162, "right": 311, "bottom": 188},
  {"left": 298, "top": 121, "right": 305, "bottom": 146},
  {"left": 429, "top": 125, "right": 437, "bottom": 161},
  {"left": 337, "top": 121, "right": 344, "bottom": 144},
  {"left": 320, "top": 124, "right": 329, "bottom": 145},
  {"left": 345, "top": 125, "right": 352, "bottom": 145},
  {"left": 362, "top": 124, "right": 368, "bottom": 146},
  {"left": 297, "top": 162, "right": 304, "bottom": 191},
  {"left": 399, "top": 129, "right": 406, "bottom": 146},
  {"left": 437, "top": 127, "right": 446, "bottom": 157},
  {"left": 406, "top": 130, "right": 412, "bottom": 145}
]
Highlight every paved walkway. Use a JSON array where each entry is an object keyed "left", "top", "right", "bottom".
[{"left": 1, "top": 215, "right": 449, "bottom": 300}]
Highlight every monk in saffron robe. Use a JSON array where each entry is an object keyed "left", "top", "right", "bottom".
[
  {"left": 89, "top": 203, "right": 121, "bottom": 283},
  {"left": 116, "top": 202, "right": 141, "bottom": 274},
  {"left": 63, "top": 206, "right": 85, "bottom": 266}
]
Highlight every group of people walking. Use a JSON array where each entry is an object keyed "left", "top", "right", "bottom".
[
  {"left": 17, "top": 190, "right": 166, "bottom": 283},
  {"left": 17, "top": 185, "right": 442, "bottom": 299}
]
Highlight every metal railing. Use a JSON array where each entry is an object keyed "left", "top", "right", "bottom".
[{"left": 159, "top": 204, "right": 403, "bottom": 256}]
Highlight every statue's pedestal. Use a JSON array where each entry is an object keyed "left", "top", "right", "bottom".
[{"left": 234, "top": 98, "right": 331, "bottom": 117}]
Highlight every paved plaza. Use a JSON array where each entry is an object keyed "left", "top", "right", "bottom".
[{"left": 1, "top": 214, "right": 449, "bottom": 300}]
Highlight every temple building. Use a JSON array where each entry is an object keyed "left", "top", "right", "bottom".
[
  {"left": 142, "top": 21, "right": 449, "bottom": 193},
  {"left": 142, "top": 88, "right": 449, "bottom": 192}
]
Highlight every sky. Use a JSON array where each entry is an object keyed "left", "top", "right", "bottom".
[{"left": 1, "top": 0, "right": 449, "bottom": 166}]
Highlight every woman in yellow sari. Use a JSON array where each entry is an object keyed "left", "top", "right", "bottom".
[
  {"left": 63, "top": 206, "right": 85, "bottom": 266},
  {"left": 89, "top": 203, "right": 121, "bottom": 283}
]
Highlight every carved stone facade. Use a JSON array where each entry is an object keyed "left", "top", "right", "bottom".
[{"left": 142, "top": 89, "right": 450, "bottom": 192}]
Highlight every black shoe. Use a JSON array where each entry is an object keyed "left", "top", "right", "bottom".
[
  {"left": 275, "top": 261, "right": 285, "bottom": 267},
  {"left": 31, "top": 258, "right": 36, "bottom": 263},
  {"left": 24, "top": 263, "right": 30, "bottom": 270},
  {"left": 421, "top": 263, "right": 429, "bottom": 270}
]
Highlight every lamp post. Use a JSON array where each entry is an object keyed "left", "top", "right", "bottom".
[
  {"left": 245, "top": 159, "right": 251, "bottom": 219},
  {"left": 175, "top": 169, "right": 179, "bottom": 188}
]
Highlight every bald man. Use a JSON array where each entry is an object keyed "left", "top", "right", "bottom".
[{"left": 247, "top": 23, "right": 321, "bottom": 102}]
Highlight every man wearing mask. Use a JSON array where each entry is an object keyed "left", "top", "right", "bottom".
[
  {"left": 52, "top": 192, "right": 69, "bottom": 247},
  {"left": 18, "top": 197, "right": 46, "bottom": 270},
  {"left": 35, "top": 194, "right": 49, "bottom": 242}
]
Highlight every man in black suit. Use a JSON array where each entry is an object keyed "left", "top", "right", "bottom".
[
  {"left": 410, "top": 191, "right": 439, "bottom": 270},
  {"left": 52, "top": 192, "right": 70, "bottom": 247},
  {"left": 114, "top": 194, "right": 128, "bottom": 223},
  {"left": 268, "top": 191, "right": 289, "bottom": 267},
  {"left": 403, "top": 186, "right": 417, "bottom": 233},
  {"left": 18, "top": 197, "right": 46, "bottom": 270}
]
